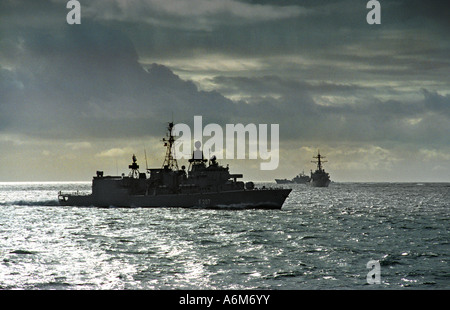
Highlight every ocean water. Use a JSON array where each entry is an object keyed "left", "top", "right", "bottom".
[{"left": 0, "top": 182, "right": 448, "bottom": 290}]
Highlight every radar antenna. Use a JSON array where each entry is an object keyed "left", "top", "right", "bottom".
[{"left": 129, "top": 154, "right": 140, "bottom": 178}]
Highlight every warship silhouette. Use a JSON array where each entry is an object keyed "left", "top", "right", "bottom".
[
  {"left": 309, "top": 151, "right": 331, "bottom": 187},
  {"left": 275, "top": 171, "right": 310, "bottom": 184},
  {"left": 58, "top": 122, "right": 291, "bottom": 209}
]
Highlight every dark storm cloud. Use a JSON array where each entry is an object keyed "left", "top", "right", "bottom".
[
  {"left": 0, "top": 0, "right": 448, "bottom": 161},
  {"left": 207, "top": 72, "right": 450, "bottom": 147},
  {"left": 1, "top": 1, "right": 449, "bottom": 144},
  {"left": 0, "top": 2, "right": 238, "bottom": 139},
  {"left": 85, "top": 0, "right": 308, "bottom": 30}
]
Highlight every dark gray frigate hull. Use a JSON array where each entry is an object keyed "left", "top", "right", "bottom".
[
  {"left": 58, "top": 121, "right": 292, "bottom": 209},
  {"left": 59, "top": 188, "right": 291, "bottom": 209},
  {"left": 309, "top": 151, "right": 331, "bottom": 187},
  {"left": 310, "top": 173, "right": 331, "bottom": 187}
]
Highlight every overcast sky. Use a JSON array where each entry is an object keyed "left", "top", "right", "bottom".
[{"left": 0, "top": 0, "right": 449, "bottom": 182}]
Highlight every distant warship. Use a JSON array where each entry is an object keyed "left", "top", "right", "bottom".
[
  {"left": 309, "top": 151, "right": 331, "bottom": 187},
  {"left": 275, "top": 171, "right": 310, "bottom": 184},
  {"left": 292, "top": 171, "right": 311, "bottom": 184},
  {"left": 58, "top": 122, "right": 291, "bottom": 209},
  {"left": 274, "top": 178, "right": 293, "bottom": 184}
]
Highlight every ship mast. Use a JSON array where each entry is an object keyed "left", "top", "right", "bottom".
[
  {"left": 162, "top": 121, "right": 179, "bottom": 170},
  {"left": 312, "top": 150, "right": 327, "bottom": 172}
]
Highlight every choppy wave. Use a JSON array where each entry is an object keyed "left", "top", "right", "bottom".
[
  {"left": 0, "top": 199, "right": 60, "bottom": 206},
  {"left": 0, "top": 182, "right": 449, "bottom": 289}
]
